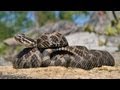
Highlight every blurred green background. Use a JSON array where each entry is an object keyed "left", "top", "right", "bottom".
[
  {"left": 0, "top": 11, "right": 120, "bottom": 41},
  {"left": 0, "top": 11, "right": 120, "bottom": 64}
]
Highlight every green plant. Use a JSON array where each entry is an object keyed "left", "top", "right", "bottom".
[
  {"left": 84, "top": 24, "right": 95, "bottom": 33},
  {"left": 0, "top": 43, "right": 9, "bottom": 55},
  {"left": 105, "top": 25, "right": 118, "bottom": 36}
]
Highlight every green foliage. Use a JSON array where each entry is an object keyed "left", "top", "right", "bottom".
[
  {"left": 0, "top": 11, "right": 33, "bottom": 41},
  {"left": 105, "top": 24, "right": 118, "bottom": 36},
  {"left": 0, "top": 43, "right": 9, "bottom": 55},
  {"left": 13, "top": 11, "right": 33, "bottom": 30},
  {"left": 111, "top": 19, "right": 120, "bottom": 34},
  {"left": 84, "top": 24, "right": 95, "bottom": 33},
  {"left": 59, "top": 11, "right": 74, "bottom": 21},
  {"left": 115, "top": 23, "right": 120, "bottom": 34},
  {"left": 36, "top": 11, "right": 89, "bottom": 26},
  {"left": 59, "top": 11, "right": 88, "bottom": 21},
  {"left": 36, "top": 11, "right": 56, "bottom": 26},
  {"left": 0, "top": 23, "right": 14, "bottom": 41},
  {"left": 0, "top": 11, "right": 90, "bottom": 55}
]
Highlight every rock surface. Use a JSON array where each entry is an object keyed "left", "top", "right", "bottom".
[
  {"left": 3, "top": 37, "right": 19, "bottom": 46},
  {"left": 0, "top": 57, "right": 12, "bottom": 66},
  {"left": 66, "top": 32, "right": 119, "bottom": 52}
]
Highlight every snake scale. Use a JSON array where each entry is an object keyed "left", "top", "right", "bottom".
[{"left": 12, "top": 32, "right": 115, "bottom": 70}]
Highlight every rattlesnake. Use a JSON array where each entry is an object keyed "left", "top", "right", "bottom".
[
  {"left": 40, "top": 46, "right": 115, "bottom": 70},
  {"left": 13, "top": 32, "right": 115, "bottom": 70},
  {"left": 13, "top": 32, "right": 69, "bottom": 68},
  {"left": 14, "top": 32, "right": 68, "bottom": 48}
]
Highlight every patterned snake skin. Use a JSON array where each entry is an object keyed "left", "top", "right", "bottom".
[
  {"left": 13, "top": 32, "right": 115, "bottom": 70},
  {"left": 37, "top": 32, "right": 68, "bottom": 48},
  {"left": 14, "top": 32, "right": 68, "bottom": 48},
  {"left": 13, "top": 48, "right": 42, "bottom": 69},
  {"left": 13, "top": 32, "right": 69, "bottom": 68},
  {"left": 41, "top": 46, "right": 115, "bottom": 70}
]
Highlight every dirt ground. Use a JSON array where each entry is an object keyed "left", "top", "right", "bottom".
[
  {"left": 0, "top": 65, "right": 120, "bottom": 79},
  {"left": 0, "top": 52, "right": 119, "bottom": 79}
]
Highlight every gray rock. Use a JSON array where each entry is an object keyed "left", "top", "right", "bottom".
[
  {"left": 87, "top": 11, "right": 111, "bottom": 34},
  {"left": 0, "top": 57, "right": 12, "bottom": 66},
  {"left": 66, "top": 32, "right": 99, "bottom": 49},
  {"left": 98, "top": 35, "right": 107, "bottom": 46},
  {"left": 27, "top": 20, "right": 83, "bottom": 36},
  {"left": 107, "top": 36, "right": 120, "bottom": 47},
  {"left": 66, "top": 32, "right": 118, "bottom": 52}
]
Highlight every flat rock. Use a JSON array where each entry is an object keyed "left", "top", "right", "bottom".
[
  {"left": 3, "top": 37, "right": 19, "bottom": 46},
  {"left": 0, "top": 57, "right": 12, "bottom": 66},
  {"left": 66, "top": 32, "right": 118, "bottom": 52}
]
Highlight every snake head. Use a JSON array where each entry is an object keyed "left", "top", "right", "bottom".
[{"left": 14, "top": 33, "right": 37, "bottom": 48}]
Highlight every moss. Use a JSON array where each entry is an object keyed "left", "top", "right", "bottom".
[
  {"left": 105, "top": 25, "right": 118, "bottom": 36},
  {"left": 115, "top": 23, "right": 120, "bottom": 34},
  {"left": 105, "top": 20, "right": 120, "bottom": 36},
  {"left": 84, "top": 24, "right": 95, "bottom": 33},
  {"left": 0, "top": 43, "right": 9, "bottom": 55},
  {"left": 0, "top": 42, "right": 23, "bottom": 55}
]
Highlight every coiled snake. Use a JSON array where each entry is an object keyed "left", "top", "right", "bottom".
[{"left": 13, "top": 32, "right": 115, "bottom": 70}]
